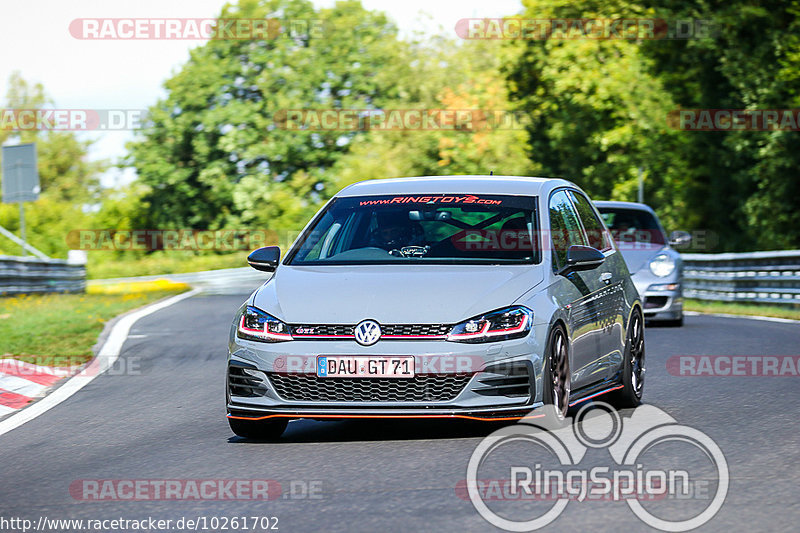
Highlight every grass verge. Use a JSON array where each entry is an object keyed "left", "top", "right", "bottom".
[
  {"left": 0, "top": 280, "right": 190, "bottom": 364},
  {"left": 684, "top": 299, "right": 800, "bottom": 321},
  {"left": 86, "top": 251, "right": 246, "bottom": 279}
]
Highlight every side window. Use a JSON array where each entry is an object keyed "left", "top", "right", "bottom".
[
  {"left": 568, "top": 191, "right": 613, "bottom": 251},
  {"left": 549, "top": 190, "right": 588, "bottom": 268}
]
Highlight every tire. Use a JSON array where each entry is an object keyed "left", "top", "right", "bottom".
[
  {"left": 613, "top": 310, "right": 645, "bottom": 408},
  {"left": 542, "top": 324, "right": 571, "bottom": 420},
  {"left": 228, "top": 417, "right": 288, "bottom": 440}
]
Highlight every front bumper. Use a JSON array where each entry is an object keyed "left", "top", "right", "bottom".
[
  {"left": 632, "top": 279, "right": 683, "bottom": 321},
  {"left": 227, "top": 328, "right": 548, "bottom": 421},
  {"left": 226, "top": 404, "right": 547, "bottom": 422}
]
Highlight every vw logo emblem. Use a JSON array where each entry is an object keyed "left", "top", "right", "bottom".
[{"left": 354, "top": 320, "right": 381, "bottom": 346}]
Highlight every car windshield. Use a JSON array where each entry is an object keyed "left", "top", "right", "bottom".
[
  {"left": 597, "top": 207, "right": 666, "bottom": 245},
  {"left": 286, "top": 194, "right": 540, "bottom": 265}
]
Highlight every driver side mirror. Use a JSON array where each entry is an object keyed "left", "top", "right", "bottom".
[
  {"left": 558, "top": 245, "right": 605, "bottom": 276},
  {"left": 247, "top": 246, "right": 281, "bottom": 272},
  {"left": 669, "top": 230, "right": 692, "bottom": 248}
]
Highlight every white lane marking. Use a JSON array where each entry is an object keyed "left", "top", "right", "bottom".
[
  {"left": 0, "top": 375, "right": 49, "bottom": 398},
  {"left": 684, "top": 310, "right": 800, "bottom": 324},
  {"left": 0, "top": 405, "right": 16, "bottom": 417},
  {"left": 0, "top": 289, "right": 200, "bottom": 437}
]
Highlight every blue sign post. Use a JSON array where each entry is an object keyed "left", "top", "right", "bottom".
[{"left": 1, "top": 143, "right": 40, "bottom": 256}]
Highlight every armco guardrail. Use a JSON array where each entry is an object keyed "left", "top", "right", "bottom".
[
  {"left": 87, "top": 266, "right": 267, "bottom": 295},
  {"left": 0, "top": 255, "right": 86, "bottom": 296},
  {"left": 682, "top": 250, "right": 800, "bottom": 306}
]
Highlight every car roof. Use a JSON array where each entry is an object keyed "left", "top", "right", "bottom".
[
  {"left": 336, "top": 175, "right": 576, "bottom": 197},
  {"left": 593, "top": 200, "right": 657, "bottom": 213}
]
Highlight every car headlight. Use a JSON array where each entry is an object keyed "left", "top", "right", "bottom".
[
  {"left": 237, "top": 306, "right": 293, "bottom": 342},
  {"left": 649, "top": 253, "right": 676, "bottom": 277},
  {"left": 447, "top": 306, "right": 533, "bottom": 343}
]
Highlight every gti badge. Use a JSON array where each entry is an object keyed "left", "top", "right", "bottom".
[{"left": 354, "top": 320, "right": 381, "bottom": 346}]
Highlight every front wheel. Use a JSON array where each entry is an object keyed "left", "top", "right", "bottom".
[
  {"left": 613, "top": 310, "right": 645, "bottom": 408},
  {"left": 228, "top": 417, "right": 288, "bottom": 440},
  {"left": 542, "top": 324, "right": 571, "bottom": 420}
]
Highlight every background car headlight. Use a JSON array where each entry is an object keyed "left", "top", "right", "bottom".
[
  {"left": 647, "top": 283, "right": 680, "bottom": 291},
  {"left": 649, "top": 253, "right": 676, "bottom": 277},
  {"left": 447, "top": 306, "right": 533, "bottom": 343},
  {"left": 237, "top": 306, "right": 293, "bottom": 342}
]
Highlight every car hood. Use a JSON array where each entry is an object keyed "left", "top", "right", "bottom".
[
  {"left": 252, "top": 264, "right": 544, "bottom": 324},
  {"left": 618, "top": 245, "right": 667, "bottom": 274}
]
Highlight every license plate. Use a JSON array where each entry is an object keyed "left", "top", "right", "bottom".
[{"left": 316, "top": 356, "right": 415, "bottom": 378}]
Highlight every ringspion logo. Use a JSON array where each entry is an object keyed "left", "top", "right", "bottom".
[{"left": 464, "top": 403, "right": 728, "bottom": 531}]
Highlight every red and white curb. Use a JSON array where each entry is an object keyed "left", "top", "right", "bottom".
[
  {"left": 0, "top": 289, "right": 199, "bottom": 437},
  {"left": 0, "top": 359, "right": 78, "bottom": 417}
]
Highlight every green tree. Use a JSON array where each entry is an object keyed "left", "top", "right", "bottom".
[
  {"left": 126, "top": 0, "right": 404, "bottom": 231},
  {"left": 327, "top": 38, "right": 534, "bottom": 191},
  {"left": 641, "top": 0, "right": 800, "bottom": 250},
  {"left": 506, "top": 1, "right": 692, "bottom": 234}
]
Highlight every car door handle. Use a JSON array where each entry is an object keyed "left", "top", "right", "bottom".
[{"left": 599, "top": 272, "right": 612, "bottom": 284}]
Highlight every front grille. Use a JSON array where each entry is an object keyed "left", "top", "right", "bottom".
[
  {"left": 289, "top": 323, "right": 451, "bottom": 338},
  {"left": 473, "top": 362, "right": 533, "bottom": 398},
  {"left": 228, "top": 365, "right": 269, "bottom": 397},
  {"left": 292, "top": 324, "right": 353, "bottom": 336},
  {"left": 267, "top": 373, "right": 472, "bottom": 402},
  {"left": 383, "top": 324, "right": 451, "bottom": 336}
]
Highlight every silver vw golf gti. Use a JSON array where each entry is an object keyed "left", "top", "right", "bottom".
[{"left": 227, "top": 176, "right": 645, "bottom": 439}]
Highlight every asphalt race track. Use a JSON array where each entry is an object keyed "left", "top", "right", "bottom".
[{"left": 1, "top": 289, "right": 798, "bottom": 532}]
